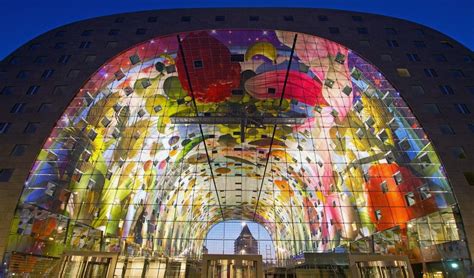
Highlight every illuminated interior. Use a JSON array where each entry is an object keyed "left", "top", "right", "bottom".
[{"left": 5, "top": 29, "right": 468, "bottom": 271}]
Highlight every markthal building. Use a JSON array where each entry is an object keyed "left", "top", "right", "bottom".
[{"left": 0, "top": 8, "right": 473, "bottom": 277}]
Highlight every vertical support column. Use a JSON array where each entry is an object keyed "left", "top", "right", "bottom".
[
  {"left": 201, "top": 256, "right": 209, "bottom": 278},
  {"left": 106, "top": 254, "right": 119, "bottom": 278},
  {"left": 256, "top": 256, "right": 263, "bottom": 278}
]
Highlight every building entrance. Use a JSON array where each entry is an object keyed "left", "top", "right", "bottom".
[
  {"left": 202, "top": 254, "right": 263, "bottom": 278},
  {"left": 59, "top": 252, "right": 118, "bottom": 278},
  {"left": 277, "top": 253, "right": 414, "bottom": 278},
  {"left": 113, "top": 256, "right": 199, "bottom": 277}
]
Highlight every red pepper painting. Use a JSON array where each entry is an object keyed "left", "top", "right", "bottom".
[
  {"left": 175, "top": 31, "right": 241, "bottom": 102},
  {"left": 366, "top": 164, "right": 438, "bottom": 232}
]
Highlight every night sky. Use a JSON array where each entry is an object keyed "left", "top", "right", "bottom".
[{"left": 0, "top": 0, "right": 473, "bottom": 60}]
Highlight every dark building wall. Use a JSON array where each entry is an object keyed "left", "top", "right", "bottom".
[{"left": 0, "top": 7, "right": 473, "bottom": 259}]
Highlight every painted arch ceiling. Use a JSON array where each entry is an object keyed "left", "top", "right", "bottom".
[{"left": 8, "top": 29, "right": 464, "bottom": 260}]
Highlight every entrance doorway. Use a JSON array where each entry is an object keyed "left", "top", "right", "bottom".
[
  {"left": 59, "top": 252, "right": 118, "bottom": 278},
  {"left": 201, "top": 254, "right": 263, "bottom": 278}
]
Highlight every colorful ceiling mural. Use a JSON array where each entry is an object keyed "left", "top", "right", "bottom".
[{"left": 6, "top": 30, "right": 467, "bottom": 264}]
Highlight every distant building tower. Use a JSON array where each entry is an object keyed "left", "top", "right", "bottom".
[
  {"left": 234, "top": 225, "right": 258, "bottom": 255},
  {"left": 202, "top": 245, "right": 208, "bottom": 255}
]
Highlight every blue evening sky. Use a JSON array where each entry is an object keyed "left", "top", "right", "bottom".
[{"left": 0, "top": 0, "right": 473, "bottom": 60}]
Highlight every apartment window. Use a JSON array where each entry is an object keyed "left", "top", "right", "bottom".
[
  {"left": 0, "top": 169, "right": 14, "bottom": 182},
  {"left": 136, "top": 28, "right": 147, "bottom": 35},
  {"left": 249, "top": 16, "right": 259, "bottom": 21},
  {"left": 58, "top": 55, "right": 71, "bottom": 64},
  {"left": 231, "top": 54, "right": 244, "bottom": 62},
  {"left": 215, "top": 16, "right": 225, "bottom": 22},
  {"left": 1, "top": 86, "right": 14, "bottom": 95},
  {"left": 34, "top": 56, "right": 47, "bottom": 64},
  {"left": 193, "top": 60, "right": 203, "bottom": 69},
  {"left": 181, "top": 16, "right": 191, "bottom": 22},
  {"left": 109, "top": 29, "right": 120, "bottom": 36},
  {"left": 283, "top": 15, "right": 294, "bottom": 21},
  {"left": 115, "top": 17, "right": 124, "bottom": 23},
  {"left": 352, "top": 15, "right": 363, "bottom": 22},
  {"left": 54, "top": 42, "right": 66, "bottom": 49},
  {"left": 450, "top": 69, "right": 465, "bottom": 78},
  {"left": 468, "top": 87, "right": 474, "bottom": 95},
  {"left": 329, "top": 27, "right": 340, "bottom": 34},
  {"left": 38, "top": 103, "right": 53, "bottom": 112},
  {"left": 405, "top": 192, "right": 416, "bottom": 206},
  {"left": 24, "top": 122, "right": 39, "bottom": 134},
  {"left": 0, "top": 123, "right": 11, "bottom": 134},
  {"left": 463, "top": 56, "right": 473, "bottom": 63},
  {"left": 423, "top": 104, "right": 440, "bottom": 114},
  {"left": 415, "top": 29, "right": 425, "bottom": 36},
  {"left": 106, "top": 41, "right": 118, "bottom": 48},
  {"left": 439, "top": 85, "right": 454, "bottom": 95},
  {"left": 29, "top": 43, "right": 40, "bottom": 50},
  {"left": 396, "top": 68, "right": 410, "bottom": 77},
  {"left": 357, "top": 27, "right": 368, "bottom": 34},
  {"left": 381, "top": 181, "right": 388, "bottom": 193},
  {"left": 68, "top": 69, "right": 80, "bottom": 78},
  {"left": 130, "top": 54, "right": 140, "bottom": 65},
  {"left": 406, "top": 53, "right": 420, "bottom": 62},
  {"left": 419, "top": 186, "right": 431, "bottom": 200},
  {"left": 411, "top": 85, "right": 425, "bottom": 96},
  {"left": 393, "top": 173, "right": 403, "bottom": 186},
  {"left": 374, "top": 210, "right": 382, "bottom": 220},
  {"left": 11, "top": 144, "right": 28, "bottom": 156},
  {"left": 385, "top": 28, "right": 397, "bottom": 35},
  {"left": 380, "top": 54, "right": 392, "bottom": 62},
  {"left": 318, "top": 15, "right": 328, "bottom": 21},
  {"left": 464, "top": 172, "right": 474, "bottom": 186},
  {"left": 423, "top": 68, "right": 438, "bottom": 77},
  {"left": 433, "top": 54, "right": 447, "bottom": 62},
  {"left": 41, "top": 69, "right": 55, "bottom": 79},
  {"left": 79, "top": 41, "right": 91, "bottom": 49},
  {"left": 81, "top": 29, "right": 93, "bottom": 36},
  {"left": 441, "top": 41, "right": 454, "bottom": 48},
  {"left": 454, "top": 103, "right": 470, "bottom": 114},
  {"left": 9, "top": 57, "right": 20, "bottom": 65},
  {"left": 26, "top": 85, "right": 40, "bottom": 95},
  {"left": 386, "top": 40, "right": 399, "bottom": 48},
  {"left": 147, "top": 16, "right": 157, "bottom": 23},
  {"left": 53, "top": 86, "right": 67, "bottom": 96},
  {"left": 414, "top": 40, "right": 426, "bottom": 48},
  {"left": 10, "top": 103, "right": 25, "bottom": 113},
  {"left": 451, "top": 147, "right": 467, "bottom": 159},
  {"left": 55, "top": 30, "right": 66, "bottom": 37},
  {"left": 16, "top": 70, "right": 29, "bottom": 79},
  {"left": 84, "top": 55, "right": 96, "bottom": 64},
  {"left": 439, "top": 124, "right": 455, "bottom": 135}
]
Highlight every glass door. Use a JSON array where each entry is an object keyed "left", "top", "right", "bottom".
[
  {"left": 84, "top": 261, "right": 109, "bottom": 278},
  {"left": 61, "top": 256, "right": 87, "bottom": 278},
  {"left": 60, "top": 255, "right": 110, "bottom": 278}
]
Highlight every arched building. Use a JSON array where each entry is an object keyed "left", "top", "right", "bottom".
[{"left": 0, "top": 8, "right": 473, "bottom": 276}]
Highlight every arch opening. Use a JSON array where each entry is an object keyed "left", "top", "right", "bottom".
[
  {"left": 3, "top": 29, "right": 469, "bottom": 274},
  {"left": 204, "top": 220, "right": 275, "bottom": 263}
]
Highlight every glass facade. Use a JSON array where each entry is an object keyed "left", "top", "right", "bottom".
[{"left": 4, "top": 29, "right": 469, "bottom": 273}]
